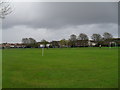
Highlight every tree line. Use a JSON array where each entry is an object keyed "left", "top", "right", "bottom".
[{"left": 22, "top": 32, "right": 119, "bottom": 48}]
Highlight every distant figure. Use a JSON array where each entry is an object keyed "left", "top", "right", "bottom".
[{"left": 99, "top": 45, "right": 101, "bottom": 48}]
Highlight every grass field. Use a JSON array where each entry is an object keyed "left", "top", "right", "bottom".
[{"left": 2, "top": 47, "right": 118, "bottom": 88}]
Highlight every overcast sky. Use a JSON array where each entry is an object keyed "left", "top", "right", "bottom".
[{"left": 2, "top": 2, "right": 118, "bottom": 43}]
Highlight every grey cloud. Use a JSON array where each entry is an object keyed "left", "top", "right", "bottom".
[
  {"left": 2, "top": 2, "right": 118, "bottom": 43},
  {"left": 2, "top": 23, "right": 118, "bottom": 43},
  {"left": 3, "top": 2, "right": 118, "bottom": 29}
]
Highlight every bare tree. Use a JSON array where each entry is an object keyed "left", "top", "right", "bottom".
[
  {"left": 0, "top": 0, "right": 12, "bottom": 19},
  {"left": 22, "top": 38, "right": 29, "bottom": 44},
  {"left": 103, "top": 32, "right": 113, "bottom": 40},
  {"left": 70, "top": 34, "right": 77, "bottom": 41},
  {"left": 91, "top": 34, "right": 102, "bottom": 42},
  {"left": 77, "top": 33, "right": 89, "bottom": 47},
  {"left": 22, "top": 38, "right": 36, "bottom": 44},
  {"left": 78, "top": 33, "right": 89, "bottom": 40},
  {"left": 69, "top": 34, "right": 77, "bottom": 47},
  {"left": 29, "top": 38, "right": 36, "bottom": 44}
]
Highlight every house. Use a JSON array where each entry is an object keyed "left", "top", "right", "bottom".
[
  {"left": 50, "top": 41, "right": 60, "bottom": 48},
  {"left": 15, "top": 43, "right": 26, "bottom": 48},
  {"left": 46, "top": 44, "right": 50, "bottom": 48},
  {"left": 88, "top": 40, "right": 97, "bottom": 46},
  {"left": 76, "top": 40, "right": 89, "bottom": 47},
  {"left": 40, "top": 44, "right": 45, "bottom": 48},
  {"left": 0, "top": 44, "right": 2, "bottom": 49},
  {"left": 0, "top": 43, "right": 26, "bottom": 48}
]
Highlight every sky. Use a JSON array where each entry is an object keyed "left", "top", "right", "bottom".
[{"left": 2, "top": 2, "right": 118, "bottom": 43}]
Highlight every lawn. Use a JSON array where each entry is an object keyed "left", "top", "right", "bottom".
[{"left": 2, "top": 47, "right": 118, "bottom": 88}]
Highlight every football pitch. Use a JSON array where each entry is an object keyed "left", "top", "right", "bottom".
[{"left": 2, "top": 47, "right": 118, "bottom": 88}]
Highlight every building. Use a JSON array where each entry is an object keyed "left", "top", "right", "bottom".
[
  {"left": 88, "top": 40, "right": 97, "bottom": 47},
  {"left": 0, "top": 43, "right": 26, "bottom": 48}
]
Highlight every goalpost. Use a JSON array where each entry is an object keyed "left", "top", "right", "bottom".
[
  {"left": 42, "top": 48, "right": 44, "bottom": 56},
  {"left": 40, "top": 44, "right": 50, "bottom": 56},
  {"left": 40, "top": 44, "right": 45, "bottom": 56}
]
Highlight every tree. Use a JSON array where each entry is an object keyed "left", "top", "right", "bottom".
[
  {"left": 51, "top": 41, "right": 59, "bottom": 48},
  {"left": 91, "top": 34, "right": 102, "bottom": 42},
  {"left": 22, "top": 38, "right": 29, "bottom": 44},
  {"left": 22, "top": 38, "right": 36, "bottom": 44},
  {"left": 103, "top": 32, "right": 113, "bottom": 40},
  {"left": 41, "top": 39, "right": 48, "bottom": 47},
  {"left": 0, "top": 0, "right": 12, "bottom": 18},
  {"left": 77, "top": 33, "right": 89, "bottom": 47},
  {"left": 29, "top": 38, "right": 36, "bottom": 44},
  {"left": 70, "top": 34, "right": 77, "bottom": 41},
  {"left": 69, "top": 34, "right": 77, "bottom": 47},
  {"left": 60, "top": 39, "right": 67, "bottom": 47},
  {"left": 101, "top": 32, "right": 113, "bottom": 47},
  {"left": 78, "top": 33, "right": 88, "bottom": 40},
  {"left": 22, "top": 38, "right": 37, "bottom": 48}
]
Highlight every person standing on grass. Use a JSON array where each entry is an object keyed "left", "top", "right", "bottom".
[{"left": 99, "top": 45, "right": 101, "bottom": 48}]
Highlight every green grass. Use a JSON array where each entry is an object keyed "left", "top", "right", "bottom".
[{"left": 2, "top": 47, "right": 118, "bottom": 88}]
